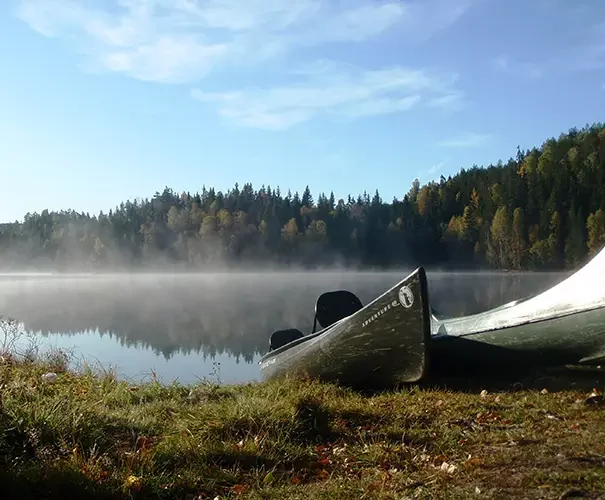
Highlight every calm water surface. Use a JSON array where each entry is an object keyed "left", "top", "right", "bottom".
[{"left": 0, "top": 270, "right": 568, "bottom": 384}]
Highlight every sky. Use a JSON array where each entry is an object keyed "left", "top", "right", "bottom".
[{"left": 1, "top": 0, "right": 604, "bottom": 223}]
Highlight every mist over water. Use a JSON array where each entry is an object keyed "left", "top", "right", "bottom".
[{"left": 0, "top": 270, "right": 568, "bottom": 384}]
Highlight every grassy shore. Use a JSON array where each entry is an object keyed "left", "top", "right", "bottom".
[{"left": 1, "top": 351, "right": 604, "bottom": 500}]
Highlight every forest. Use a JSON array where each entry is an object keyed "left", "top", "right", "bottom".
[{"left": 2, "top": 123, "right": 605, "bottom": 272}]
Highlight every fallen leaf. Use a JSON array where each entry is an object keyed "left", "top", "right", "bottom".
[
  {"left": 316, "top": 469, "right": 329, "bottom": 480},
  {"left": 125, "top": 475, "right": 142, "bottom": 489},
  {"left": 440, "top": 461, "right": 458, "bottom": 474},
  {"left": 263, "top": 472, "right": 275, "bottom": 485},
  {"left": 231, "top": 484, "right": 249, "bottom": 495},
  {"left": 465, "top": 457, "right": 483, "bottom": 467},
  {"left": 291, "top": 476, "right": 302, "bottom": 485}
]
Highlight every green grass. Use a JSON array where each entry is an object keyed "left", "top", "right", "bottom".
[{"left": 1, "top": 350, "right": 604, "bottom": 499}]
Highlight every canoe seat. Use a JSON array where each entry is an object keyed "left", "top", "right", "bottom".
[
  {"left": 269, "top": 328, "right": 304, "bottom": 351},
  {"left": 314, "top": 290, "right": 363, "bottom": 331}
]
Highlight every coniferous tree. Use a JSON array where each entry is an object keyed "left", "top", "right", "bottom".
[{"left": 1, "top": 124, "right": 605, "bottom": 271}]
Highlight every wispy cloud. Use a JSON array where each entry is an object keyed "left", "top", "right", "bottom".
[
  {"left": 398, "top": 0, "right": 484, "bottom": 42},
  {"left": 425, "top": 92, "right": 467, "bottom": 112},
  {"left": 489, "top": 55, "right": 543, "bottom": 79},
  {"left": 15, "top": 0, "right": 478, "bottom": 129},
  {"left": 15, "top": 0, "right": 480, "bottom": 84},
  {"left": 15, "top": 0, "right": 411, "bottom": 84},
  {"left": 427, "top": 160, "right": 448, "bottom": 175},
  {"left": 191, "top": 61, "right": 461, "bottom": 130},
  {"left": 438, "top": 132, "right": 492, "bottom": 149}
]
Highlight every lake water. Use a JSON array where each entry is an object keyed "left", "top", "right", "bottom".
[{"left": 0, "top": 270, "right": 568, "bottom": 385}]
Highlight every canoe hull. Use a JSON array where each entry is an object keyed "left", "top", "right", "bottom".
[
  {"left": 431, "top": 304, "right": 605, "bottom": 375},
  {"left": 259, "top": 267, "right": 432, "bottom": 389},
  {"left": 429, "top": 242, "right": 605, "bottom": 376}
]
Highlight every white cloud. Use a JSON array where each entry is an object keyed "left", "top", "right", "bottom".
[
  {"left": 15, "top": 0, "right": 481, "bottom": 84},
  {"left": 191, "top": 62, "right": 460, "bottom": 129},
  {"left": 15, "top": 0, "right": 478, "bottom": 128},
  {"left": 15, "top": 0, "right": 412, "bottom": 84},
  {"left": 100, "top": 36, "right": 230, "bottom": 83},
  {"left": 438, "top": 132, "right": 492, "bottom": 148}
]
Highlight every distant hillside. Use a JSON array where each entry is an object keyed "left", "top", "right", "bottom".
[{"left": 1, "top": 123, "right": 604, "bottom": 271}]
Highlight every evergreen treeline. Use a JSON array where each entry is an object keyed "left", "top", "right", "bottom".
[{"left": 2, "top": 123, "right": 605, "bottom": 271}]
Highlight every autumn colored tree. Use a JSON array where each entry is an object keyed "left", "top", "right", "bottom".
[{"left": 587, "top": 209, "right": 605, "bottom": 256}]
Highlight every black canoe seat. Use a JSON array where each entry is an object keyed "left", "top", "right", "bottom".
[
  {"left": 314, "top": 290, "right": 363, "bottom": 332},
  {"left": 270, "top": 328, "right": 304, "bottom": 351}
]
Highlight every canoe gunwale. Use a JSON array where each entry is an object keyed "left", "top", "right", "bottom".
[{"left": 432, "top": 302, "right": 605, "bottom": 340}]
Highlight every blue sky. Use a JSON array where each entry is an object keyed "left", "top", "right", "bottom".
[{"left": 1, "top": 0, "right": 604, "bottom": 223}]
